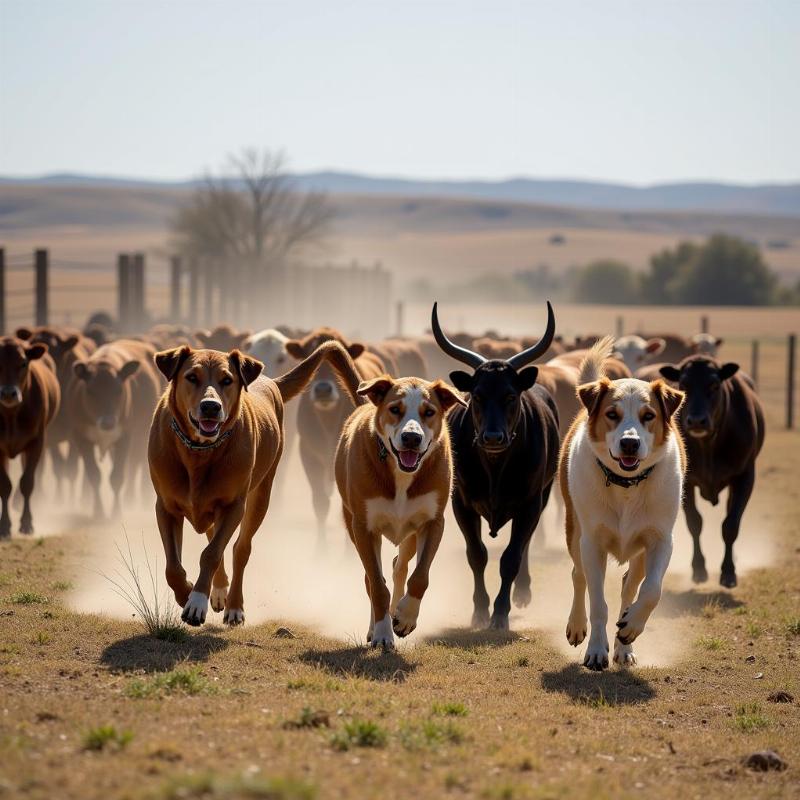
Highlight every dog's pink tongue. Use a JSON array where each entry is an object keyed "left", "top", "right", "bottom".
[
  {"left": 620, "top": 456, "right": 639, "bottom": 468},
  {"left": 399, "top": 450, "right": 419, "bottom": 469},
  {"left": 199, "top": 418, "right": 218, "bottom": 434}
]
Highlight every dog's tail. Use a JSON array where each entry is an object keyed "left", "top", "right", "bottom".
[
  {"left": 578, "top": 335, "right": 615, "bottom": 385},
  {"left": 274, "top": 340, "right": 363, "bottom": 405}
]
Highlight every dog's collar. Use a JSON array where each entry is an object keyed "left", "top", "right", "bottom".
[
  {"left": 377, "top": 435, "right": 389, "bottom": 462},
  {"left": 171, "top": 417, "right": 232, "bottom": 452},
  {"left": 596, "top": 458, "right": 655, "bottom": 489}
]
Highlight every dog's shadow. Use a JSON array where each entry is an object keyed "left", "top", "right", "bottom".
[
  {"left": 298, "top": 645, "right": 417, "bottom": 683},
  {"left": 422, "top": 627, "right": 521, "bottom": 649},
  {"left": 656, "top": 588, "right": 745, "bottom": 619},
  {"left": 541, "top": 662, "right": 656, "bottom": 705},
  {"left": 100, "top": 631, "right": 229, "bottom": 673}
]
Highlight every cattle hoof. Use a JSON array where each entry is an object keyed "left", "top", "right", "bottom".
[
  {"left": 19, "top": 521, "right": 34, "bottom": 536},
  {"left": 720, "top": 571, "right": 737, "bottom": 589},
  {"left": 692, "top": 565, "right": 708, "bottom": 583},
  {"left": 181, "top": 591, "right": 208, "bottom": 626},
  {"left": 223, "top": 608, "right": 244, "bottom": 626},
  {"left": 210, "top": 586, "right": 228, "bottom": 613},
  {"left": 471, "top": 609, "right": 491, "bottom": 629},
  {"left": 512, "top": 583, "right": 532, "bottom": 609},
  {"left": 489, "top": 614, "right": 509, "bottom": 631},
  {"left": 583, "top": 645, "right": 609, "bottom": 671},
  {"left": 0, "top": 526, "right": 10, "bottom": 541}
]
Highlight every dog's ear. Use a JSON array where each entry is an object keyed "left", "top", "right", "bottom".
[
  {"left": 719, "top": 362, "right": 739, "bottom": 381},
  {"left": 449, "top": 371, "right": 474, "bottom": 393},
  {"left": 651, "top": 379, "right": 684, "bottom": 419},
  {"left": 229, "top": 350, "right": 263, "bottom": 391},
  {"left": 73, "top": 361, "right": 92, "bottom": 381},
  {"left": 155, "top": 346, "right": 191, "bottom": 381},
  {"left": 515, "top": 366, "right": 538, "bottom": 392},
  {"left": 285, "top": 340, "right": 307, "bottom": 360},
  {"left": 357, "top": 375, "right": 393, "bottom": 405},
  {"left": 430, "top": 380, "right": 467, "bottom": 411},
  {"left": 577, "top": 378, "right": 609, "bottom": 415},
  {"left": 659, "top": 365, "right": 681, "bottom": 383},
  {"left": 25, "top": 342, "right": 48, "bottom": 361},
  {"left": 347, "top": 342, "right": 365, "bottom": 359},
  {"left": 16, "top": 327, "right": 33, "bottom": 341},
  {"left": 646, "top": 337, "right": 666, "bottom": 355},
  {"left": 118, "top": 360, "right": 140, "bottom": 382}
]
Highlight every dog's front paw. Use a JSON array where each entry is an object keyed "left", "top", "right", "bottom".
[
  {"left": 370, "top": 613, "right": 395, "bottom": 651},
  {"left": 392, "top": 595, "right": 420, "bottom": 638},
  {"left": 615, "top": 606, "right": 646, "bottom": 645},
  {"left": 566, "top": 614, "right": 587, "bottom": 647},
  {"left": 223, "top": 607, "right": 244, "bottom": 626},
  {"left": 613, "top": 638, "right": 637, "bottom": 667},
  {"left": 583, "top": 636, "right": 609, "bottom": 671},
  {"left": 210, "top": 586, "right": 228, "bottom": 613},
  {"left": 181, "top": 591, "right": 208, "bottom": 626}
]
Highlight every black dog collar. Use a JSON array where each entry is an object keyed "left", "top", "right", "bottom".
[
  {"left": 596, "top": 458, "right": 655, "bottom": 489},
  {"left": 376, "top": 435, "right": 389, "bottom": 462},
  {"left": 171, "top": 417, "right": 232, "bottom": 452}
]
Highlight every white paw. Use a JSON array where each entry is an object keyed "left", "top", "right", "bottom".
[
  {"left": 370, "top": 613, "right": 395, "bottom": 651},
  {"left": 181, "top": 591, "right": 208, "bottom": 626},
  {"left": 392, "top": 594, "right": 420, "bottom": 638},
  {"left": 613, "top": 638, "right": 637, "bottom": 666},
  {"left": 210, "top": 586, "right": 228, "bottom": 613},
  {"left": 583, "top": 632, "right": 609, "bottom": 671},
  {"left": 566, "top": 613, "right": 587, "bottom": 647},
  {"left": 223, "top": 607, "right": 244, "bottom": 626},
  {"left": 616, "top": 604, "right": 647, "bottom": 645}
]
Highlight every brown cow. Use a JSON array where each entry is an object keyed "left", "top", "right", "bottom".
[
  {"left": 368, "top": 338, "right": 428, "bottom": 379},
  {"left": 195, "top": 325, "right": 251, "bottom": 352},
  {"left": 286, "top": 327, "right": 385, "bottom": 544},
  {"left": 0, "top": 337, "right": 60, "bottom": 537},
  {"left": 70, "top": 339, "right": 163, "bottom": 518}
]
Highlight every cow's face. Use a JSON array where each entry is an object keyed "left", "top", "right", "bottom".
[
  {"left": 660, "top": 357, "right": 737, "bottom": 438},
  {"left": 155, "top": 346, "right": 262, "bottom": 443},
  {"left": 73, "top": 359, "right": 140, "bottom": 433},
  {"left": 449, "top": 361, "right": 538, "bottom": 453},
  {"left": 579, "top": 377, "right": 683, "bottom": 472},
  {"left": 358, "top": 376, "right": 465, "bottom": 473},
  {"left": 18, "top": 327, "right": 79, "bottom": 367},
  {"left": 194, "top": 326, "right": 251, "bottom": 352},
  {"left": 242, "top": 331, "right": 291, "bottom": 376},
  {"left": 0, "top": 339, "right": 47, "bottom": 408},
  {"left": 613, "top": 336, "right": 666, "bottom": 373}
]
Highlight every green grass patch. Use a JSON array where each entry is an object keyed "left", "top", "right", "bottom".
[
  {"left": 157, "top": 772, "right": 316, "bottom": 799},
  {"left": 7, "top": 591, "right": 49, "bottom": 605},
  {"left": 576, "top": 689, "right": 612, "bottom": 709},
  {"left": 432, "top": 701, "right": 468, "bottom": 717},
  {"left": 401, "top": 719, "right": 465, "bottom": 750},
  {"left": 734, "top": 702, "right": 770, "bottom": 733},
  {"left": 745, "top": 621, "right": 762, "bottom": 638},
  {"left": 34, "top": 631, "right": 51, "bottom": 645},
  {"left": 282, "top": 707, "right": 330, "bottom": 730},
  {"left": 331, "top": 719, "right": 387, "bottom": 751},
  {"left": 126, "top": 666, "right": 214, "bottom": 698},
  {"left": 696, "top": 635, "right": 724, "bottom": 651},
  {"left": 51, "top": 580, "right": 73, "bottom": 591},
  {"left": 786, "top": 617, "right": 800, "bottom": 636},
  {"left": 83, "top": 725, "right": 133, "bottom": 751}
]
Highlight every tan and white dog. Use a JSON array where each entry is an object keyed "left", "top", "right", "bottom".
[
  {"left": 560, "top": 336, "right": 685, "bottom": 670},
  {"left": 334, "top": 376, "right": 465, "bottom": 650}
]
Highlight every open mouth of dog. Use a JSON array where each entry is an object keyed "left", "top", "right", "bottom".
[
  {"left": 189, "top": 412, "right": 222, "bottom": 438},
  {"left": 611, "top": 451, "right": 641, "bottom": 472},
  {"left": 389, "top": 441, "right": 429, "bottom": 473}
]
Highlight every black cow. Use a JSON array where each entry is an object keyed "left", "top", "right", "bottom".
[
  {"left": 660, "top": 356, "right": 764, "bottom": 588},
  {"left": 432, "top": 302, "right": 560, "bottom": 629}
]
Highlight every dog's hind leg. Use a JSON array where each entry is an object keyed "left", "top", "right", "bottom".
[
  {"left": 614, "top": 550, "right": 646, "bottom": 666},
  {"left": 207, "top": 527, "right": 229, "bottom": 614}
]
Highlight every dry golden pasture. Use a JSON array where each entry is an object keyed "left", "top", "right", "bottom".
[{"left": 0, "top": 337, "right": 798, "bottom": 800}]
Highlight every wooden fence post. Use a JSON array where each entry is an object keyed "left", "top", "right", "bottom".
[
  {"left": 170, "top": 255, "right": 181, "bottom": 321},
  {"left": 615, "top": 316, "right": 624, "bottom": 337},
  {"left": 701, "top": 315, "right": 709, "bottom": 333},
  {"left": 35, "top": 248, "right": 48, "bottom": 326},
  {"left": 203, "top": 261, "right": 214, "bottom": 327},
  {"left": 188, "top": 258, "right": 199, "bottom": 326},
  {"left": 0, "top": 248, "right": 5, "bottom": 334},
  {"left": 131, "top": 253, "right": 145, "bottom": 331},
  {"left": 117, "top": 253, "right": 131, "bottom": 330},
  {"left": 788, "top": 333, "right": 796, "bottom": 430},
  {"left": 750, "top": 340, "right": 759, "bottom": 389},
  {"left": 396, "top": 300, "right": 404, "bottom": 338}
]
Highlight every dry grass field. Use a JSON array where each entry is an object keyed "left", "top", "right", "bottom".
[{"left": 0, "top": 337, "right": 798, "bottom": 800}]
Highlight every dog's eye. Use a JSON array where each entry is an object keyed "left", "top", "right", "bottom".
[
  {"left": 605, "top": 409, "right": 619, "bottom": 421},
  {"left": 642, "top": 411, "right": 655, "bottom": 422},
  {"left": 220, "top": 376, "right": 233, "bottom": 386},
  {"left": 186, "top": 374, "right": 198, "bottom": 384},
  {"left": 389, "top": 405, "right": 401, "bottom": 415},
  {"left": 424, "top": 408, "right": 436, "bottom": 417}
]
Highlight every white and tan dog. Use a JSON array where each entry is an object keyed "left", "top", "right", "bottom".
[
  {"left": 335, "top": 375, "right": 465, "bottom": 650},
  {"left": 560, "top": 337, "right": 685, "bottom": 670}
]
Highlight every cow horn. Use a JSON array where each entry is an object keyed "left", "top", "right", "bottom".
[
  {"left": 507, "top": 301, "right": 556, "bottom": 370},
  {"left": 430, "top": 302, "right": 486, "bottom": 369}
]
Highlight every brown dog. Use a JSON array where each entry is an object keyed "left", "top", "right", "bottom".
[
  {"left": 149, "top": 340, "right": 359, "bottom": 626},
  {"left": 0, "top": 337, "right": 60, "bottom": 538},
  {"left": 334, "top": 375, "right": 464, "bottom": 649}
]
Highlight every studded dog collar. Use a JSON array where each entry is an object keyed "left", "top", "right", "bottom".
[
  {"left": 596, "top": 458, "right": 656, "bottom": 489},
  {"left": 171, "top": 417, "right": 233, "bottom": 452}
]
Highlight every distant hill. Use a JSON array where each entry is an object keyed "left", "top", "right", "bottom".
[{"left": 2, "top": 171, "right": 799, "bottom": 216}]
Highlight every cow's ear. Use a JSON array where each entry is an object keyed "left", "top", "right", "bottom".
[
  {"left": 155, "top": 346, "right": 191, "bottom": 381},
  {"left": 719, "top": 362, "right": 739, "bottom": 381},
  {"left": 347, "top": 342, "right": 365, "bottom": 359},
  {"left": 194, "top": 330, "right": 210, "bottom": 345},
  {"left": 285, "top": 340, "right": 306, "bottom": 360},
  {"left": 515, "top": 366, "right": 539, "bottom": 391},
  {"left": 449, "top": 371, "right": 474, "bottom": 393},
  {"left": 61, "top": 334, "right": 79, "bottom": 352},
  {"left": 234, "top": 331, "right": 251, "bottom": 349},
  {"left": 73, "top": 361, "right": 92, "bottom": 381},
  {"left": 431, "top": 380, "right": 467, "bottom": 410},
  {"left": 652, "top": 380, "right": 684, "bottom": 419},
  {"left": 357, "top": 376, "right": 393, "bottom": 405},
  {"left": 118, "top": 360, "right": 140, "bottom": 382},
  {"left": 646, "top": 338, "right": 666, "bottom": 355},
  {"left": 229, "top": 349, "right": 263, "bottom": 391},
  {"left": 659, "top": 365, "right": 681, "bottom": 382},
  {"left": 715, "top": 337, "right": 724, "bottom": 348},
  {"left": 577, "top": 378, "right": 609, "bottom": 415},
  {"left": 25, "top": 343, "right": 48, "bottom": 361},
  {"left": 16, "top": 327, "right": 33, "bottom": 341}
]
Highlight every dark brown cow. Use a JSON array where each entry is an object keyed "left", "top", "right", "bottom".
[
  {"left": 660, "top": 356, "right": 764, "bottom": 587},
  {"left": 70, "top": 340, "right": 163, "bottom": 518},
  {"left": 286, "top": 327, "right": 385, "bottom": 544},
  {"left": 0, "top": 338, "right": 60, "bottom": 537},
  {"left": 195, "top": 325, "right": 251, "bottom": 352}
]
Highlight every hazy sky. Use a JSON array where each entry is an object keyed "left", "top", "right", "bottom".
[{"left": 1, "top": 0, "right": 797, "bottom": 184}]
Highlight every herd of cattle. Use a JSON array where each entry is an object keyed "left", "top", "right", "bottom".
[{"left": 0, "top": 308, "right": 764, "bottom": 666}]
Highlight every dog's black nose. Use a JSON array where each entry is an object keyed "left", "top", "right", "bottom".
[
  {"left": 199, "top": 399, "right": 222, "bottom": 417},
  {"left": 686, "top": 414, "right": 709, "bottom": 429},
  {"left": 482, "top": 430, "right": 506, "bottom": 447},
  {"left": 401, "top": 430, "right": 423, "bottom": 449},
  {"left": 619, "top": 436, "right": 640, "bottom": 455}
]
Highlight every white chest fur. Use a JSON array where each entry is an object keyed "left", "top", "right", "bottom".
[{"left": 365, "top": 477, "right": 439, "bottom": 546}]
